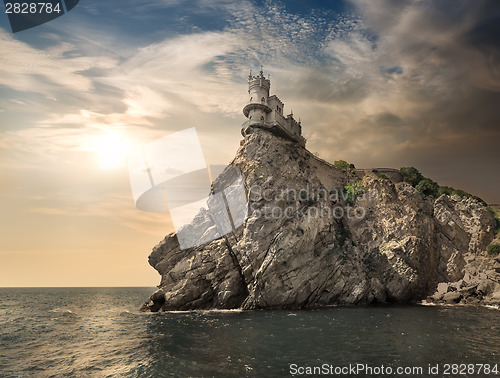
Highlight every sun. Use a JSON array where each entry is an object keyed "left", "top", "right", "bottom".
[{"left": 95, "top": 132, "right": 132, "bottom": 170}]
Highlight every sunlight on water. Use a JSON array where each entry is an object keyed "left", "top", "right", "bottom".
[{"left": 0, "top": 288, "right": 498, "bottom": 377}]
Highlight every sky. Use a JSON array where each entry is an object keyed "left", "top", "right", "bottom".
[{"left": 0, "top": 0, "right": 499, "bottom": 287}]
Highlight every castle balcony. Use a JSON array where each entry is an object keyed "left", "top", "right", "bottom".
[
  {"left": 241, "top": 119, "right": 306, "bottom": 147},
  {"left": 243, "top": 103, "right": 272, "bottom": 118}
]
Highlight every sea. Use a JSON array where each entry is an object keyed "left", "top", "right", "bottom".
[{"left": 0, "top": 287, "right": 498, "bottom": 377}]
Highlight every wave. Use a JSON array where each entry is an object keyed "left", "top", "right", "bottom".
[
  {"left": 160, "top": 308, "right": 245, "bottom": 314},
  {"left": 419, "top": 300, "right": 500, "bottom": 310},
  {"left": 48, "top": 308, "right": 78, "bottom": 317}
]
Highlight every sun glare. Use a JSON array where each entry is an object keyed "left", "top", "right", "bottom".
[{"left": 96, "top": 132, "right": 132, "bottom": 170}]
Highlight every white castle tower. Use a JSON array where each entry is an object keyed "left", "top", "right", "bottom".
[{"left": 242, "top": 68, "right": 306, "bottom": 147}]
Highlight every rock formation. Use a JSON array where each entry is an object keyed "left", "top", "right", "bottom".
[{"left": 142, "top": 128, "right": 499, "bottom": 311}]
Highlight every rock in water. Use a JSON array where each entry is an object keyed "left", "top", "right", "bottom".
[{"left": 143, "top": 128, "right": 497, "bottom": 311}]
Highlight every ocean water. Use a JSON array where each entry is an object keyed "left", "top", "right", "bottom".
[{"left": 0, "top": 288, "right": 498, "bottom": 377}]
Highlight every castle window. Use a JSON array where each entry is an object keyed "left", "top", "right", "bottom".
[
  {"left": 250, "top": 97, "right": 253, "bottom": 102},
  {"left": 260, "top": 116, "right": 264, "bottom": 121},
  {"left": 261, "top": 97, "right": 265, "bottom": 103}
]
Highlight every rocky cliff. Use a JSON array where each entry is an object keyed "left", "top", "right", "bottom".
[{"left": 142, "top": 128, "right": 499, "bottom": 311}]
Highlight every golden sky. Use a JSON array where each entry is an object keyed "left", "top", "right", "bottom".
[{"left": 1, "top": 0, "right": 499, "bottom": 286}]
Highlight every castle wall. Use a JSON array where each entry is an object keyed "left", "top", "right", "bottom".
[
  {"left": 269, "top": 110, "right": 286, "bottom": 128},
  {"left": 287, "top": 118, "right": 301, "bottom": 137},
  {"left": 268, "top": 96, "right": 284, "bottom": 115},
  {"left": 248, "top": 108, "right": 266, "bottom": 122},
  {"left": 355, "top": 168, "right": 403, "bottom": 182}
]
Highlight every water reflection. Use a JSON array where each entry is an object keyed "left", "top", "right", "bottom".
[{"left": 1, "top": 288, "right": 498, "bottom": 377}]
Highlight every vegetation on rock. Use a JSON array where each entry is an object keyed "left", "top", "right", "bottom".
[
  {"left": 344, "top": 180, "right": 365, "bottom": 205},
  {"left": 487, "top": 244, "right": 500, "bottom": 256},
  {"left": 439, "top": 186, "right": 486, "bottom": 204},
  {"left": 415, "top": 178, "right": 439, "bottom": 197},
  {"left": 400, "top": 167, "right": 424, "bottom": 187},
  {"left": 334, "top": 160, "right": 355, "bottom": 170},
  {"left": 400, "top": 166, "right": 486, "bottom": 202}
]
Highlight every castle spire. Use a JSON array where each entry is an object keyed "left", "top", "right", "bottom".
[{"left": 260, "top": 65, "right": 264, "bottom": 76}]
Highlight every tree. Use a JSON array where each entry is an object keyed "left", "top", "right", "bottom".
[
  {"left": 334, "top": 160, "right": 351, "bottom": 169},
  {"left": 415, "top": 178, "right": 439, "bottom": 197},
  {"left": 399, "top": 167, "right": 424, "bottom": 187},
  {"left": 438, "top": 186, "right": 454, "bottom": 196}
]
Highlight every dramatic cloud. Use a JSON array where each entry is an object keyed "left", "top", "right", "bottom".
[
  {"left": 339, "top": 0, "right": 500, "bottom": 201},
  {"left": 1, "top": 0, "right": 499, "bottom": 287},
  {"left": 0, "top": 30, "right": 116, "bottom": 96}
]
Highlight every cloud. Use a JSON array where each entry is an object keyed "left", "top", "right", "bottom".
[
  {"left": 25, "top": 192, "right": 174, "bottom": 236},
  {"left": 0, "top": 110, "right": 170, "bottom": 171},
  {"left": 123, "top": 86, "right": 171, "bottom": 119},
  {"left": 109, "top": 31, "right": 246, "bottom": 115},
  {"left": 1, "top": 0, "right": 499, "bottom": 202},
  {"left": 324, "top": 0, "right": 500, "bottom": 200},
  {"left": 0, "top": 30, "right": 116, "bottom": 97}
]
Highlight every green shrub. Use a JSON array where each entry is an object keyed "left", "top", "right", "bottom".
[
  {"left": 400, "top": 167, "right": 423, "bottom": 187},
  {"left": 400, "top": 167, "right": 486, "bottom": 203},
  {"left": 415, "top": 178, "right": 439, "bottom": 198},
  {"left": 439, "top": 186, "right": 486, "bottom": 204},
  {"left": 377, "top": 173, "right": 389, "bottom": 180},
  {"left": 487, "top": 244, "right": 500, "bottom": 256},
  {"left": 453, "top": 189, "right": 469, "bottom": 198},
  {"left": 344, "top": 180, "right": 365, "bottom": 205},
  {"left": 333, "top": 160, "right": 351, "bottom": 169},
  {"left": 334, "top": 160, "right": 349, "bottom": 169},
  {"left": 488, "top": 207, "right": 500, "bottom": 234},
  {"left": 438, "top": 186, "right": 454, "bottom": 196}
]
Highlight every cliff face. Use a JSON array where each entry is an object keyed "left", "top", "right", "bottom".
[{"left": 143, "top": 128, "right": 499, "bottom": 311}]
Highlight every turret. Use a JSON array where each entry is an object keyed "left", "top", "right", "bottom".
[
  {"left": 243, "top": 67, "right": 271, "bottom": 124},
  {"left": 248, "top": 67, "right": 270, "bottom": 105}
]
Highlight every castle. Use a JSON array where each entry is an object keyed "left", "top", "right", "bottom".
[{"left": 242, "top": 68, "right": 306, "bottom": 147}]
